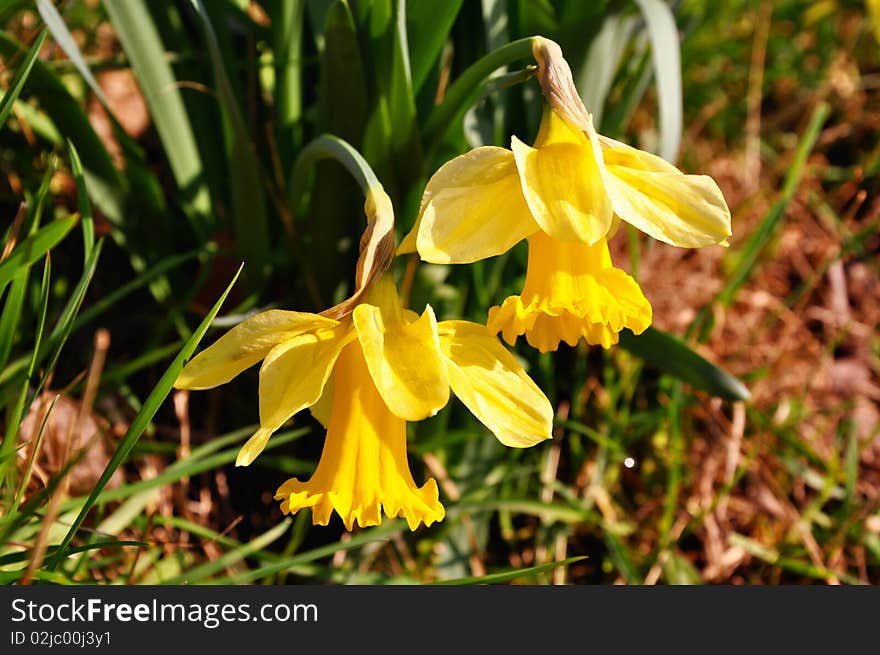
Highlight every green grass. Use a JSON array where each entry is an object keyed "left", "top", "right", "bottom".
[{"left": 0, "top": 0, "right": 877, "bottom": 586}]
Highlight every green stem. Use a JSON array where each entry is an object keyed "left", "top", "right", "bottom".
[
  {"left": 289, "top": 134, "right": 384, "bottom": 212},
  {"left": 423, "top": 36, "right": 538, "bottom": 158}
]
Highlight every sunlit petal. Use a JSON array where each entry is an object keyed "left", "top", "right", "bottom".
[
  {"left": 353, "top": 276, "right": 450, "bottom": 421},
  {"left": 399, "top": 147, "right": 538, "bottom": 263},
  {"left": 175, "top": 310, "right": 339, "bottom": 390},
  {"left": 602, "top": 143, "right": 732, "bottom": 247},
  {"left": 511, "top": 110, "right": 612, "bottom": 244},
  {"left": 235, "top": 322, "right": 355, "bottom": 467},
  {"left": 438, "top": 320, "right": 553, "bottom": 447}
]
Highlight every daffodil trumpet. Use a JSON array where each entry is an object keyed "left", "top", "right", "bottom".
[
  {"left": 175, "top": 137, "right": 553, "bottom": 530},
  {"left": 401, "top": 37, "right": 732, "bottom": 353}
]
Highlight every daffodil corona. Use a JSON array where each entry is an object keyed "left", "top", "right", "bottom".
[
  {"left": 175, "top": 185, "right": 553, "bottom": 531},
  {"left": 401, "top": 38, "right": 731, "bottom": 353}
]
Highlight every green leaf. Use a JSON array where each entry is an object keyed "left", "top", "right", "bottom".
[
  {"left": 36, "top": 0, "right": 109, "bottom": 107},
  {"left": 431, "top": 556, "right": 587, "bottom": 585},
  {"left": 162, "top": 519, "right": 291, "bottom": 584},
  {"left": 0, "top": 32, "right": 123, "bottom": 223},
  {"left": 579, "top": 12, "right": 637, "bottom": 128},
  {"left": 406, "top": 0, "right": 463, "bottom": 92},
  {"left": 66, "top": 140, "right": 94, "bottom": 258},
  {"left": 103, "top": 0, "right": 211, "bottom": 231},
  {"left": 717, "top": 102, "right": 830, "bottom": 306},
  {"left": 0, "top": 268, "right": 28, "bottom": 373},
  {"left": 423, "top": 37, "right": 534, "bottom": 160},
  {"left": 189, "top": 0, "right": 270, "bottom": 290},
  {"left": 270, "top": 0, "right": 307, "bottom": 165},
  {"left": 0, "top": 29, "right": 46, "bottom": 129},
  {"left": 48, "top": 264, "right": 244, "bottom": 568},
  {"left": 0, "top": 236, "right": 102, "bottom": 488},
  {"left": 0, "top": 215, "right": 77, "bottom": 294},
  {"left": 633, "top": 0, "right": 682, "bottom": 162},
  {"left": 618, "top": 327, "right": 750, "bottom": 401},
  {"left": 210, "top": 521, "right": 405, "bottom": 584}
]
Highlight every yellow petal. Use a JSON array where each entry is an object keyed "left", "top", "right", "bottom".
[
  {"left": 602, "top": 143, "right": 732, "bottom": 247},
  {"left": 274, "top": 342, "right": 444, "bottom": 531},
  {"left": 353, "top": 276, "right": 449, "bottom": 421},
  {"left": 511, "top": 112, "right": 612, "bottom": 244},
  {"left": 236, "top": 426, "right": 274, "bottom": 468},
  {"left": 308, "top": 371, "right": 334, "bottom": 428},
  {"left": 175, "top": 310, "right": 339, "bottom": 390},
  {"left": 400, "top": 146, "right": 538, "bottom": 263},
  {"left": 239, "top": 323, "right": 356, "bottom": 466},
  {"left": 437, "top": 320, "right": 553, "bottom": 447}
]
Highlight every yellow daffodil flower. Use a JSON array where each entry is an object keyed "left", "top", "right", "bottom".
[
  {"left": 400, "top": 38, "right": 731, "bottom": 353},
  {"left": 175, "top": 186, "right": 553, "bottom": 531}
]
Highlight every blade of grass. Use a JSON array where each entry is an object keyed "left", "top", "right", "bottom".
[
  {"left": 0, "top": 29, "right": 46, "bottom": 129},
  {"left": 9, "top": 394, "right": 57, "bottom": 516},
  {"left": 210, "top": 521, "right": 404, "bottom": 584},
  {"left": 48, "top": 264, "right": 244, "bottom": 568},
  {"left": 717, "top": 102, "right": 830, "bottom": 307},
  {"left": 0, "top": 215, "right": 77, "bottom": 294},
  {"left": 162, "top": 519, "right": 291, "bottom": 584},
  {"left": 65, "top": 140, "right": 94, "bottom": 259},
  {"left": 431, "top": 555, "right": 586, "bottom": 585},
  {"left": 72, "top": 246, "right": 211, "bottom": 332},
  {"left": 36, "top": 0, "right": 109, "bottom": 107}
]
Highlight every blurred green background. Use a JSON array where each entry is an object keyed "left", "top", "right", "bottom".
[{"left": 0, "top": 0, "right": 878, "bottom": 584}]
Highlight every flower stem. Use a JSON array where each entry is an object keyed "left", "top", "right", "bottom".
[
  {"left": 289, "top": 134, "right": 383, "bottom": 214},
  {"left": 423, "top": 36, "right": 538, "bottom": 160}
]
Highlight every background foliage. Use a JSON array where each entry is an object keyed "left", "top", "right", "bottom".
[{"left": 0, "top": 0, "right": 878, "bottom": 584}]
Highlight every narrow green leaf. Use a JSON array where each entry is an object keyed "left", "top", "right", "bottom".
[
  {"left": 9, "top": 393, "right": 56, "bottom": 516},
  {"left": 270, "top": 0, "right": 307, "bottom": 165},
  {"left": 0, "top": 269, "right": 28, "bottom": 373},
  {"left": 431, "top": 556, "right": 587, "bottom": 585},
  {"left": 0, "top": 215, "right": 77, "bottom": 296},
  {"left": 49, "top": 264, "right": 243, "bottom": 567},
  {"left": 662, "top": 551, "right": 703, "bottom": 584},
  {"left": 717, "top": 102, "right": 830, "bottom": 306},
  {"left": 633, "top": 0, "right": 682, "bottom": 161},
  {"left": 0, "top": 29, "right": 46, "bottom": 129},
  {"left": 163, "top": 519, "right": 291, "bottom": 584},
  {"left": 210, "top": 521, "right": 404, "bottom": 584},
  {"left": 189, "top": 0, "right": 270, "bottom": 289},
  {"left": 66, "top": 140, "right": 94, "bottom": 258},
  {"left": 423, "top": 37, "right": 535, "bottom": 160},
  {"left": 0, "top": 237, "right": 101, "bottom": 488},
  {"left": 36, "top": 0, "right": 109, "bottom": 107},
  {"left": 103, "top": 0, "right": 212, "bottom": 228},
  {"left": 579, "top": 12, "right": 637, "bottom": 128},
  {"left": 618, "top": 327, "right": 750, "bottom": 401},
  {"left": 406, "top": 0, "right": 463, "bottom": 92},
  {"left": 0, "top": 540, "right": 146, "bottom": 568},
  {"left": 605, "top": 532, "right": 641, "bottom": 583},
  {"left": 71, "top": 246, "right": 210, "bottom": 332}
]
